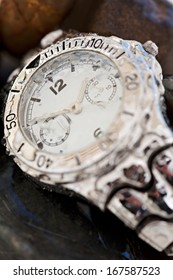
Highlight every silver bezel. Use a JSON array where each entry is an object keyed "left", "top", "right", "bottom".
[{"left": 4, "top": 35, "right": 160, "bottom": 185}]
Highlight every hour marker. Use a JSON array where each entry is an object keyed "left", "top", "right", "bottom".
[
  {"left": 17, "top": 143, "right": 24, "bottom": 152},
  {"left": 93, "top": 65, "right": 100, "bottom": 71},
  {"left": 37, "top": 142, "right": 43, "bottom": 150},
  {"left": 81, "top": 40, "right": 84, "bottom": 46},
  {"left": 62, "top": 41, "right": 65, "bottom": 50},
  {"left": 94, "top": 128, "right": 103, "bottom": 138},
  {"left": 75, "top": 155, "right": 81, "bottom": 165},
  {"left": 104, "top": 44, "right": 109, "bottom": 50},
  {"left": 115, "top": 51, "right": 125, "bottom": 59},
  {"left": 123, "top": 111, "right": 134, "bottom": 117},
  {"left": 108, "top": 47, "right": 114, "bottom": 53},
  {"left": 48, "top": 76, "right": 53, "bottom": 82},
  {"left": 11, "top": 89, "right": 20, "bottom": 93},
  {"left": 114, "top": 73, "right": 120, "bottom": 79},
  {"left": 31, "top": 97, "right": 41, "bottom": 102},
  {"left": 71, "top": 64, "right": 75, "bottom": 72}
]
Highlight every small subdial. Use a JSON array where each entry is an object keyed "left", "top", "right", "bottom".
[
  {"left": 85, "top": 75, "right": 117, "bottom": 104},
  {"left": 40, "top": 114, "right": 71, "bottom": 146}
]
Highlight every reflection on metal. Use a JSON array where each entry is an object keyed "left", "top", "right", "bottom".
[
  {"left": 108, "top": 145, "right": 173, "bottom": 255},
  {"left": 123, "top": 165, "right": 146, "bottom": 184}
]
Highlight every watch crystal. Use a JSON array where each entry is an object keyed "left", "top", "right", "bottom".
[{"left": 19, "top": 50, "right": 123, "bottom": 154}]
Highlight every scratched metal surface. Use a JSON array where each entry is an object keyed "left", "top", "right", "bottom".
[{"left": 0, "top": 0, "right": 173, "bottom": 259}]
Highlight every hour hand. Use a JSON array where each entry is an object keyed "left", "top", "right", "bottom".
[
  {"left": 64, "top": 79, "right": 89, "bottom": 114},
  {"left": 75, "top": 78, "right": 89, "bottom": 104}
]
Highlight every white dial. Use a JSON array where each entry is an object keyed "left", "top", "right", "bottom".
[
  {"left": 19, "top": 50, "right": 123, "bottom": 155},
  {"left": 4, "top": 35, "right": 150, "bottom": 186}
]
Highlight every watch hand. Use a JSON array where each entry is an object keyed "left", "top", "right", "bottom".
[
  {"left": 29, "top": 109, "right": 70, "bottom": 126},
  {"left": 66, "top": 79, "right": 89, "bottom": 114},
  {"left": 29, "top": 101, "right": 82, "bottom": 126},
  {"left": 30, "top": 79, "right": 89, "bottom": 125},
  {"left": 76, "top": 78, "right": 89, "bottom": 103}
]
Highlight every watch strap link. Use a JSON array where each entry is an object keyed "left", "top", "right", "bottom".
[{"left": 107, "top": 143, "right": 173, "bottom": 255}]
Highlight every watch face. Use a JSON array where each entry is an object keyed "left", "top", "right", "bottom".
[
  {"left": 19, "top": 50, "right": 123, "bottom": 155},
  {"left": 4, "top": 35, "right": 144, "bottom": 184}
]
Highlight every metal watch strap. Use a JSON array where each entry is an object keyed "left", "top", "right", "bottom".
[{"left": 107, "top": 143, "right": 173, "bottom": 255}]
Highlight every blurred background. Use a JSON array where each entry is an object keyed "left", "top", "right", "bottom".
[{"left": 0, "top": 0, "right": 173, "bottom": 260}]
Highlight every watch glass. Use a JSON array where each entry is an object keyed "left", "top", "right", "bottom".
[{"left": 19, "top": 50, "right": 123, "bottom": 155}]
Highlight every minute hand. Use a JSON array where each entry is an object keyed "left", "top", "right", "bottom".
[
  {"left": 29, "top": 109, "right": 70, "bottom": 126},
  {"left": 75, "top": 79, "right": 88, "bottom": 103},
  {"left": 63, "top": 79, "right": 89, "bottom": 114}
]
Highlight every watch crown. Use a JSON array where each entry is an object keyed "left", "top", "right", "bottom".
[
  {"left": 40, "top": 29, "right": 63, "bottom": 48},
  {"left": 143, "top": 40, "right": 159, "bottom": 56}
]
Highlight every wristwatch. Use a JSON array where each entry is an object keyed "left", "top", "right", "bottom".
[{"left": 3, "top": 30, "right": 173, "bottom": 255}]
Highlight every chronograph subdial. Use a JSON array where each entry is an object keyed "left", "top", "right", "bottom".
[
  {"left": 85, "top": 75, "right": 117, "bottom": 104},
  {"left": 40, "top": 114, "right": 71, "bottom": 147}
]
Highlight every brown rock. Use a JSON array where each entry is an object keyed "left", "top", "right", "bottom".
[{"left": 0, "top": 0, "right": 75, "bottom": 54}]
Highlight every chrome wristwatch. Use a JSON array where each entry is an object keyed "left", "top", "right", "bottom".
[{"left": 3, "top": 30, "right": 173, "bottom": 255}]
